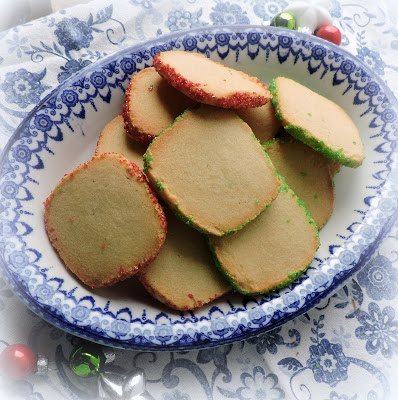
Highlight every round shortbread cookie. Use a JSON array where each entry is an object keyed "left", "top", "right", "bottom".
[
  {"left": 153, "top": 51, "right": 271, "bottom": 109},
  {"left": 144, "top": 104, "right": 280, "bottom": 236},
  {"left": 264, "top": 137, "right": 334, "bottom": 229},
  {"left": 208, "top": 182, "right": 319, "bottom": 295},
  {"left": 235, "top": 101, "right": 281, "bottom": 143},
  {"left": 270, "top": 77, "right": 364, "bottom": 167},
  {"left": 95, "top": 115, "right": 147, "bottom": 170},
  {"left": 137, "top": 210, "right": 231, "bottom": 311},
  {"left": 122, "top": 67, "right": 195, "bottom": 144},
  {"left": 44, "top": 153, "right": 167, "bottom": 288}
]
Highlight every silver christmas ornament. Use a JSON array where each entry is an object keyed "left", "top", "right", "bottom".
[{"left": 98, "top": 369, "right": 155, "bottom": 400}]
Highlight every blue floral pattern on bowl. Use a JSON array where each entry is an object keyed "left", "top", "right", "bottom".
[{"left": 0, "top": 26, "right": 397, "bottom": 350}]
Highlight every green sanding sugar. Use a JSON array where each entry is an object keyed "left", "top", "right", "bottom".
[
  {"left": 142, "top": 151, "right": 153, "bottom": 172},
  {"left": 262, "top": 138, "right": 278, "bottom": 148},
  {"left": 272, "top": 270, "right": 305, "bottom": 291},
  {"left": 154, "top": 179, "right": 164, "bottom": 191},
  {"left": 169, "top": 200, "right": 207, "bottom": 234},
  {"left": 269, "top": 79, "right": 284, "bottom": 124},
  {"left": 284, "top": 123, "right": 355, "bottom": 167},
  {"left": 251, "top": 133, "right": 259, "bottom": 142},
  {"left": 224, "top": 224, "right": 244, "bottom": 236}
]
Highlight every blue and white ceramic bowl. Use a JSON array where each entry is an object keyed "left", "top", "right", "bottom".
[{"left": 0, "top": 26, "right": 397, "bottom": 350}]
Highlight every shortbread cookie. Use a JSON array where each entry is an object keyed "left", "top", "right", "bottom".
[
  {"left": 44, "top": 153, "right": 167, "bottom": 288},
  {"left": 209, "top": 182, "right": 319, "bottom": 295},
  {"left": 270, "top": 77, "right": 364, "bottom": 167},
  {"left": 123, "top": 67, "right": 195, "bottom": 144},
  {"left": 264, "top": 137, "right": 334, "bottom": 228},
  {"left": 138, "top": 210, "right": 231, "bottom": 311},
  {"left": 95, "top": 115, "right": 147, "bottom": 170},
  {"left": 153, "top": 51, "right": 271, "bottom": 109},
  {"left": 144, "top": 104, "right": 280, "bottom": 236},
  {"left": 235, "top": 101, "right": 281, "bottom": 143}
]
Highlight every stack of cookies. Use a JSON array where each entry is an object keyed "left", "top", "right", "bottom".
[{"left": 44, "top": 51, "right": 364, "bottom": 310}]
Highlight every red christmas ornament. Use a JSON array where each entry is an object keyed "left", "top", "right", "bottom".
[
  {"left": 0, "top": 344, "right": 38, "bottom": 379},
  {"left": 315, "top": 24, "right": 342, "bottom": 46}
]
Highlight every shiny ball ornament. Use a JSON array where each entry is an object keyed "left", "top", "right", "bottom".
[
  {"left": 98, "top": 370, "right": 155, "bottom": 400},
  {"left": 283, "top": 0, "right": 332, "bottom": 34},
  {"left": 271, "top": 12, "right": 296, "bottom": 30},
  {"left": 315, "top": 24, "right": 342, "bottom": 45},
  {"left": 0, "top": 344, "right": 38, "bottom": 379},
  {"left": 69, "top": 344, "right": 105, "bottom": 378}
]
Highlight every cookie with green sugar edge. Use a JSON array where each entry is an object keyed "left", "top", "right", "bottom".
[
  {"left": 144, "top": 104, "right": 280, "bottom": 236},
  {"left": 269, "top": 77, "right": 364, "bottom": 168},
  {"left": 263, "top": 136, "right": 334, "bottom": 229},
  {"left": 208, "top": 181, "right": 319, "bottom": 295},
  {"left": 143, "top": 106, "right": 197, "bottom": 173},
  {"left": 169, "top": 200, "right": 208, "bottom": 235},
  {"left": 207, "top": 240, "right": 307, "bottom": 296}
]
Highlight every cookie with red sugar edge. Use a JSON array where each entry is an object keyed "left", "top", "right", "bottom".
[
  {"left": 123, "top": 67, "right": 196, "bottom": 145},
  {"left": 138, "top": 210, "right": 231, "bottom": 311},
  {"left": 153, "top": 51, "right": 271, "bottom": 109},
  {"left": 44, "top": 153, "right": 167, "bottom": 288}
]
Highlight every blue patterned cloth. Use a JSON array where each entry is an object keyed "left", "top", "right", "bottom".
[{"left": 0, "top": 0, "right": 398, "bottom": 399}]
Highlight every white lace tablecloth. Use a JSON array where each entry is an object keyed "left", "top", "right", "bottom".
[{"left": 0, "top": 0, "right": 398, "bottom": 399}]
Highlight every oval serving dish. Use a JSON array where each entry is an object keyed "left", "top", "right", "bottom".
[{"left": 0, "top": 26, "right": 397, "bottom": 350}]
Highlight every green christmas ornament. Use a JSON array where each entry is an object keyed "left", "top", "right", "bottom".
[
  {"left": 271, "top": 12, "right": 296, "bottom": 30},
  {"left": 69, "top": 344, "right": 105, "bottom": 378}
]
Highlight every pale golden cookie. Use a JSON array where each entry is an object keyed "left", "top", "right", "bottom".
[
  {"left": 138, "top": 210, "right": 231, "bottom": 311},
  {"left": 95, "top": 115, "right": 147, "bottom": 170},
  {"left": 264, "top": 137, "right": 334, "bottom": 228},
  {"left": 44, "top": 153, "right": 167, "bottom": 288},
  {"left": 209, "top": 182, "right": 319, "bottom": 295},
  {"left": 270, "top": 77, "right": 364, "bottom": 167},
  {"left": 123, "top": 67, "right": 195, "bottom": 144},
  {"left": 235, "top": 101, "right": 281, "bottom": 143},
  {"left": 153, "top": 51, "right": 271, "bottom": 108},
  {"left": 144, "top": 104, "right": 280, "bottom": 236}
]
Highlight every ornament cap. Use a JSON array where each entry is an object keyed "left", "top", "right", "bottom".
[{"left": 36, "top": 355, "right": 49, "bottom": 376}]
